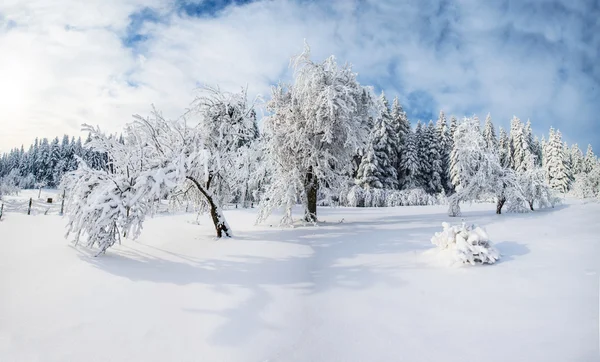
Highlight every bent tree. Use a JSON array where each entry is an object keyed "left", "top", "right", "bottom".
[
  {"left": 63, "top": 87, "right": 258, "bottom": 253},
  {"left": 259, "top": 43, "right": 372, "bottom": 224}
]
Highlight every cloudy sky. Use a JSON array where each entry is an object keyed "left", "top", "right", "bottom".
[{"left": 0, "top": 0, "right": 598, "bottom": 152}]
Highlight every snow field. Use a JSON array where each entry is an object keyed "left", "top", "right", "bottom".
[{"left": 1, "top": 201, "right": 599, "bottom": 362}]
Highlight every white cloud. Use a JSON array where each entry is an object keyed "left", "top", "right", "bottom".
[{"left": 0, "top": 0, "right": 598, "bottom": 152}]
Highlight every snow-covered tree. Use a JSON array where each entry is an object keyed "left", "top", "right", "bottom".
[
  {"left": 447, "top": 117, "right": 525, "bottom": 216},
  {"left": 509, "top": 116, "right": 533, "bottom": 173},
  {"left": 355, "top": 142, "right": 383, "bottom": 189},
  {"left": 401, "top": 128, "right": 420, "bottom": 189},
  {"left": 425, "top": 121, "right": 443, "bottom": 194},
  {"left": 436, "top": 111, "right": 451, "bottom": 193},
  {"left": 415, "top": 121, "right": 430, "bottom": 189},
  {"left": 63, "top": 87, "right": 259, "bottom": 253},
  {"left": 571, "top": 163, "right": 600, "bottom": 199},
  {"left": 545, "top": 128, "right": 570, "bottom": 193},
  {"left": 570, "top": 144, "right": 585, "bottom": 175},
  {"left": 370, "top": 93, "right": 399, "bottom": 189},
  {"left": 482, "top": 114, "right": 498, "bottom": 152},
  {"left": 391, "top": 96, "right": 410, "bottom": 186},
  {"left": 259, "top": 44, "right": 372, "bottom": 224},
  {"left": 584, "top": 144, "right": 596, "bottom": 174},
  {"left": 516, "top": 164, "right": 554, "bottom": 211}
]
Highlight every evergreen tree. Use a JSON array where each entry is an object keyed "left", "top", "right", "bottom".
[
  {"left": 482, "top": 113, "right": 497, "bottom": 152},
  {"left": 401, "top": 128, "right": 420, "bottom": 189},
  {"left": 545, "top": 128, "right": 570, "bottom": 193},
  {"left": 391, "top": 96, "right": 410, "bottom": 187},
  {"left": 563, "top": 141, "right": 574, "bottom": 188},
  {"left": 540, "top": 135, "right": 547, "bottom": 167},
  {"left": 524, "top": 120, "right": 535, "bottom": 159},
  {"left": 532, "top": 136, "right": 543, "bottom": 167},
  {"left": 436, "top": 111, "right": 451, "bottom": 193},
  {"left": 585, "top": 144, "right": 596, "bottom": 173},
  {"left": 570, "top": 144, "right": 584, "bottom": 175},
  {"left": 498, "top": 127, "right": 510, "bottom": 168},
  {"left": 355, "top": 142, "right": 383, "bottom": 189},
  {"left": 372, "top": 93, "right": 399, "bottom": 189},
  {"left": 426, "top": 121, "right": 443, "bottom": 194},
  {"left": 508, "top": 116, "right": 532, "bottom": 173},
  {"left": 415, "top": 121, "right": 430, "bottom": 189}
]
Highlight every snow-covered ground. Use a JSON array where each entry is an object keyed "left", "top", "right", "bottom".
[
  {"left": 0, "top": 189, "right": 63, "bottom": 215},
  {"left": 1, "top": 201, "right": 599, "bottom": 362}
]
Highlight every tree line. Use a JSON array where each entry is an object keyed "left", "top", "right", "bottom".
[{"left": 0, "top": 134, "right": 107, "bottom": 189}]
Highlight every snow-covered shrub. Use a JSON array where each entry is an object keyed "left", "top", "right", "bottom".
[
  {"left": 0, "top": 169, "right": 20, "bottom": 198},
  {"left": 431, "top": 222, "right": 500, "bottom": 265},
  {"left": 340, "top": 187, "right": 444, "bottom": 207},
  {"left": 346, "top": 185, "right": 364, "bottom": 207},
  {"left": 571, "top": 167, "right": 600, "bottom": 199}
]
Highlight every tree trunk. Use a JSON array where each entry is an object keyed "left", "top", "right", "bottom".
[
  {"left": 496, "top": 197, "right": 506, "bottom": 214},
  {"left": 304, "top": 167, "right": 318, "bottom": 223},
  {"left": 528, "top": 200, "right": 534, "bottom": 211},
  {"left": 186, "top": 176, "right": 231, "bottom": 238}
]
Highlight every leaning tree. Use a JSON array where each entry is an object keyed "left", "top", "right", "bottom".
[
  {"left": 258, "top": 43, "right": 373, "bottom": 224},
  {"left": 62, "top": 87, "right": 259, "bottom": 254}
]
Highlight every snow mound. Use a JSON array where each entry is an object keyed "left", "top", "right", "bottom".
[{"left": 431, "top": 222, "right": 500, "bottom": 265}]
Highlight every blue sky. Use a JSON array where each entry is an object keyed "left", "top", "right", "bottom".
[{"left": 0, "top": 0, "right": 598, "bottom": 152}]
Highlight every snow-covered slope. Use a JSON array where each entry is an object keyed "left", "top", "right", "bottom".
[{"left": 1, "top": 202, "right": 598, "bottom": 362}]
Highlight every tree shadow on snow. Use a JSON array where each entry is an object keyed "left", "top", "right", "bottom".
[
  {"left": 494, "top": 241, "right": 530, "bottom": 263},
  {"left": 74, "top": 203, "right": 559, "bottom": 347}
]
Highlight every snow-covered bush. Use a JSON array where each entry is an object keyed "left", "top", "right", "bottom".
[
  {"left": 0, "top": 169, "right": 20, "bottom": 198},
  {"left": 431, "top": 222, "right": 500, "bottom": 265},
  {"left": 341, "top": 186, "right": 444, "bottom": 207},
  {"left": 570, "top": 166, "right": 600, "bottom": 199}
]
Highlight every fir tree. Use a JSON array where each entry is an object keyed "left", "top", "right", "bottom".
[
  {"left": 426, "top": 121, "right": 443, "bottom": 194},
  {"left": 570, "top": 144, "right": 584, "bottom": 175},
  {"left": 585, "top": 144, "right": 596, "bottom": 173},
  {"left": 498, "top": 127, "right": 510, "bottom": 168},
  {"left": 355, "top": 142, "right": 384, "bottom": 189},
  {"left": 415, "top": 121, "right": 430, "bottom": 189},
  {"left": 545, "top": 128, "right": 570, "bottom": 193},
  {"left": 401, "top": 128, "right": 420, "bottom": 189},
  {"left": 372, "top": 93, "right": 399, "bottom": 189},
  {"left": 391, "top": 96, "right": 410, "bottom": 187},
  {"left": 436, "top": 111, "right": 451, "bottom": 193},
  {"left": 482, "top": 113, "right": 497, "bottom": 152}
]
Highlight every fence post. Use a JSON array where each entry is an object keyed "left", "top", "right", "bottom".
[
  {"left": 28, "top": 198, "right": 32, "bottom": 215},
  {"left": 60, "top": 190, "right": 66, "bottom": 216},
  {"left": 0, "top": 203, "right": 3, "bottom": 220}
]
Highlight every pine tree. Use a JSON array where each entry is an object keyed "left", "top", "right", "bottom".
[
  {"left": 545, "top": 128, "right": 570, "bottom": 193},
  {"left": 532, "top": 136, "right": 543, "bottom": 167},
  {"left": 426, "top": 121, "right": 443, "bottom": 194},
  {"left": 355, "top": 142, "right": 383, "bottom": 189},
  {"left": 508, "top": 116, "right": 532, "bottom": 173},
  {"left": 482, "top": 113, "right": 497, "bottom": 152},
  {"left": 570, "top": 144, "right": 584, "bottom": 175},
  {"left": 498, "top": 127, "right": 510, "bottom": 168},
  {"left": 391, "top": 96, "right": 410, "bottom": 187},
  {"left": 585, "top": 145, "right": 596, "bottom": 174},
  {"left": 540, "top": 135, "right": 547, "bottom": 167},
  {"left": 524, "top": 120, "right": 535, "bottom": 160},
  {"left": 401, "top": 128, "right": 420, "bottom": 189},
  {"left": 436, "top": 111, "right": 451, "bottom": 193},
  {"left": 415, "top": 121, "right": 430, "bottom": 189},
  {"left": 372, "top": 93, "right": 399, "bottom": 189}
]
